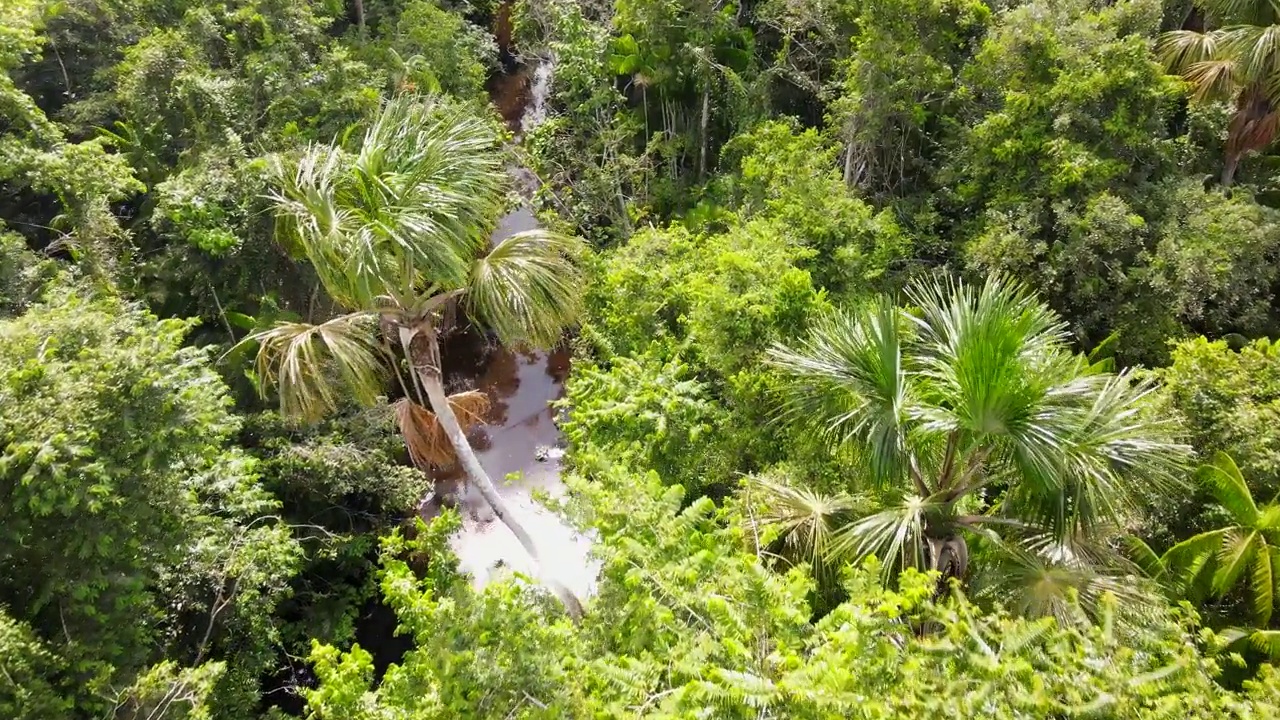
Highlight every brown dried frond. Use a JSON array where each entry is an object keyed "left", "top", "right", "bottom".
[{"left": 394, "top": 392, "right": 491, "bottom": 469}]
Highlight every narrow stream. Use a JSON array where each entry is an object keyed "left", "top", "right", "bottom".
[{"left": 437, "top": 53, "right": 599, "bottom": 600}]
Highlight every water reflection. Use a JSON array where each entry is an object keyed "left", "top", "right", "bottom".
[{"left": 429, "top": 52, "right": 598, "bottom": 599}]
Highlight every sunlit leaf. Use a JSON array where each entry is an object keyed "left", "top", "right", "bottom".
[
  {"left": 242, "top": 312, "right": 386, "bottom": 423},
  {"left": 466, "top": 229, "right": 585, "bottom": 348}
]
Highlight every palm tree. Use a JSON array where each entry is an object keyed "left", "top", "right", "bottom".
[
  {"left": 759, "top": 277, "right": 1188, "bottom": 609},
  {"left": 1159, "top": 1, "right": 1280, "bottom": 186},
  {"left": 246, "top": 95, "right": 585, "bottom": 617},
  {"left": 1129, "top": 452, "right": 1280, "bottom": 651}
]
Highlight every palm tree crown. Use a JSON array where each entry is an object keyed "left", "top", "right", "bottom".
[
  {"left": 255, "top": 95, "right": 583, "bottom": 423},
  {"left": 245, "top": 94, "right": 586, "bottom": 616},
  {"left": 1159, "top": 1, "right": 1280, "bottom": 186},
  {"left": 761, "top": 276, "right": 1189, "bottom": 613}
]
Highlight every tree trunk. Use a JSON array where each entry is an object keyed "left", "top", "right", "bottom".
[
  {"left": 642, "top": 85, "right": 650, "bottom": 142},
  {"left": 1221, "top": 151, "right": 1241, "bottom": 188},
  {"left": 400, "top": 325, "right": 583, "bottom": 619},
  {"left": 843, "top": 136, "right": 854, "bottom": 186},
  {"left": 698, "top": 84, "right": 710, "bottom": 180},
  {"left": 925, "top": 534, "right": 968, "bottom": 581},
  {"left": 353, "top": 0, "right": 365, "bottom": 35}
]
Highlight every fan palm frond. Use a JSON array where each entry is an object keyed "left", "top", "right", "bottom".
[
  {"left": 1010, "top": 370, "right": 1187, "bottom": 540},
  {"left": 1219, "top": 24, "right": 1280, "bottom": 83},
  {"left": 1158, "top": 30, "right": 1218, "bottom": 72},
  {"left": 245, "top": 312, "right": 386, "bottom": 423},
  {"left": 975, "top": 538, "right": 1157, "bottom": 628},
  {"left": 908, "top": 275, "right": 1077, "bottom": 504},
  {"left": 466, "top": 229, "right": 586, "bottom": 348},
  {"left": 832, "top": 495, "right": 938, "bottom": 579},
  {"left": 394, "top": 391, "right": 491, "bottom": 469},
  {"left": 1205, "top": 0, "right": 1280, "bottom": 31},
  {"left": 766, "top": 275, "right": 1188, "bottom": 609},
  {"left": 270, "top": 95, "right": 506, "bottom": 311},
  {"left": 748, "top": 475, "right": 865, "bottom": 570},
  {"left": 766, "top": 296, "right": 912, "bottom": 489},
  {"left": 1185, "top": 59, "right": 1242, "bottom": 102},
  {"left": 909, "top": 276, "right": 1185, "bottom": 539}
]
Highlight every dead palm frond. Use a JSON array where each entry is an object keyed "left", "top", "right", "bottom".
[{"left": 394, "top": 391, "right": 490, "bottom": 469}]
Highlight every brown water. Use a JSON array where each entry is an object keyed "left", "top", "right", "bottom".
[{"left": 437, "top": 48, "right": 598, "bottom": 598}]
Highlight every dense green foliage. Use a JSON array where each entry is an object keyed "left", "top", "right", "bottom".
[{"left": 13, "top": 0, "right": 1280, "bottom": 716}]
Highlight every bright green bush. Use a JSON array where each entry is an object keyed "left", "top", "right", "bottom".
[
  {"left": 301, "top": 464, "right": 1280, "bottom": 718},
  {"left": 0, "top": 289, "right": 302, "bottom": 716}
]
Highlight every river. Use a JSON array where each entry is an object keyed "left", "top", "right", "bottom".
[{"left": 436, "top": 54, "right": 599, "bottom": 601}]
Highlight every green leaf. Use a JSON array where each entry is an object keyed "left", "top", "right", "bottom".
[
  {"left": 1251, "top": 537, "right": 1274, "bottom": 626},
  {"left": 1200, "top": 452, "right": 1259, "bottom": 527},
  {"left": 1213, "top": 530, "right": 1258, "bottom": 598},
  {"left": 225, "top": 311, "right": 256, "bottom": 330}
]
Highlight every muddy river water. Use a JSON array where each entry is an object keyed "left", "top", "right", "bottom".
[{"left": 434, "top": 54, "right": 599, "bottom": 600}]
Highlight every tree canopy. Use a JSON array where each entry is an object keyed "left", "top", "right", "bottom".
[{"left": 10, "top": 0, "right": 1280, "bottom": 717}]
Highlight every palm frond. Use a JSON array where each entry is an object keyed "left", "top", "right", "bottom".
[
  {"left": 1251, "top": 537, "right": 1274, "bottom": 625},
  {"left": 1162, "top": 528, "right": 1228, "bottom": 576},
  {"left": 1001, "top": 367, "right": 1188, "bottom": 542},
  {"left": 244, "top": 312, "right": 386, "bottom": 423},
  {"left": 748, "top": 475, "right": 865, "bottom": 570},
  {"left": 1203, "top": 0, "right": 1280, "bottom": 31},
  {"left": 907, "top": 275, "right": 1089, "bottom": 522},
  {"left": 1248, "top": 629, "right": 1280, "bottom": 660},
  {"left": 1184, "top": 59, "right": 1242, "bottom": 102},
  {"left": 269, "top": 95, "right": 506, "bottom": 310},
  {"left": 1157, "top": 30, "right": 1219, "bottom": 73},
  {"left": 1200, "top": 451, "right": 1260, "bottom": 526},
  {"left": 974, "top": 536, "right": 1158, "bottom": 627},
  {"left": 466, "top": 229, "right": 586, "bottom": 348},
  {"left": 831, "top": 496, "right": 936, "bottom": 579},
  {"left": 1219, "top": 24, "right": 1280, "bottom": 86},
  {"left": 1221, "top": 627, "right": 1280, "bottom": 661},
  {"left": 1123, "top": 536, "right": 1167, "bottom": 581},
  {"left": 766, "top": 297, "right": 913, "bottom": 489},
  {"left": 1213, "top": 529, "right": 1259, "bottom": 597},
  {"left": 394, "top": 392, "right": 490, "bottom": 469}
]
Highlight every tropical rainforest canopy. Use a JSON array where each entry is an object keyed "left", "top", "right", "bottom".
[{"left": 12, "top": 0, "right": 1280, "bottom": 717}]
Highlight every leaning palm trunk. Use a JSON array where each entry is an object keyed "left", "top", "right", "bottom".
[{"left": 399, "top": 325, "right": 584, "bottom": 619}]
